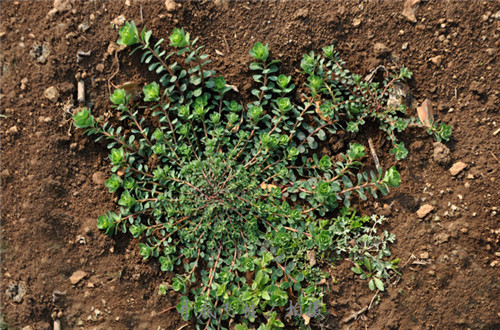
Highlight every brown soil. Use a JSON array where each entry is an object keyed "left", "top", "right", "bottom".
[{"left": 1, "top": 0, "right": 499, "bottom": 329}]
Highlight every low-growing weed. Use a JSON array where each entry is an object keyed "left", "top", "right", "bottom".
[{"left": 73, "top": 21, "right": 449, "bottom": 328}]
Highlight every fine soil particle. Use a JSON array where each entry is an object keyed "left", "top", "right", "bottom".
[{"left": 1, "top": 1, "right": 499, "bottom": 329}]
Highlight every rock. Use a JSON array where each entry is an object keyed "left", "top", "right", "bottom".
[
  {"left": 432, "top": 142, "right": 451, "bottom": 166},
  {"left": 53, "top": 0, "right": 72, "bottom": 12},
  {"left": 5, "top": 282, "right": 26, "bottom": 303},
  {"left": 8, "top": 126, "right": 18, "bottom": 134},
  {"left": 417, "top": 204, "right": 434, "bottom": 218},
  {"left": 78, "top": 22, "right": 90, "bottom": 32},
  {"left": 92, "top": 171, "right": 106, "bottom": 185},
  {"left": 44, "top": 116, "right": 52, "bottom": 123},
  {"left": 70, "top": 142, "right": 78, "bottom": 150},
  {"left": 402, "top": 42, "right": 409, "bottom": 50},
  {"left": 44, "top": 86, "right": 60, "bottom": 103},
  {"left": 374, "top": 42, "right": 391, "bottom": 57},
  {"left": 96, "top": 63, "right": 105, "bottom": 73},
  {"left": 449, "top": 162, "right": 467, "bottom": 176},
  {"left": 420, "top": 251, "right": 429, "bottom": 259},
  {"left": 387, "top": 82, "right": 411, "bottom": 110},
  {"left": 29, "top": 43, "right": 50, "bottom": 63},
  {"left": 402, "top": 0, "right": 420, "bottom": 23},
  {"left": 111, "top": 15, "right": 126, "bottom": 27},
  {"left": 165, "top": 0, "right": 180, "bottom": 12},
  {"left": 352, "top": 18, "right": 361, "bottom": 27},
  {"left": 69, "top": 270, "right": 87, "bottom": 284},
  {"left": 434, "top": 232, "right": 450, "bottom": 245},
  {"left": 430, "top": 55, "right": 442, "bottom": 66}
]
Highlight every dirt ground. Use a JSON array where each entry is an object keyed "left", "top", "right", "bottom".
[{"left": 1, "top": 0, "right": 499, "bottom": 329}]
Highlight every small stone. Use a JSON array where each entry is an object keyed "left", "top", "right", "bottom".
[
  {"left": 430, "top": 55, "right": 443, "bottom": 66},
  {"left": 432, "top": 142, "right": 451, "bottom": 166},
  {"left": 464, "top": 182, "right": 470, "bottom": 188},
  {"left": 428, "top": 270, "right": 435, "bottom": 276},
  {"left": 165, "top": 0, "right": 180, "bottom": 12},
  {"left": 420, "top": 251, "right": 429, "bottom": 259},
  {"left": 433, "top": 215, "right": 441, "bottom": 222},
  {"left": 466, "top": 174, "right": 474, "bottom": 180},
  {"left": 70, "top": 143, "right": 78, "bottom": 150},
  {"left": 460, "top": 228, "right": 468, "bottom": 234},
  {"left": 8, "top": 126, "right": 18, "bottom": 134},
  {"left": 437, "top": 35, "right": 446, "bottom": 42},
  {"left": 490, "top": 260, "right": 498, "bottom": 267},
  {"left": 69, "top": 270, "right": 88, "bottom": 284},
  {"left": 44, "top": 86, "right": 60, "bottom": 103},
  {"left": 402, "top": 42, "right": 409, "bottom": 50},
  {"left": 486, "top": 48, "right": 496, "bottom": 56},
  {"left": 449, "top": 162, "right": 467, "bottom": 176},
  {"left": 92, "top": 171, "right": 106, "bottom": 185},
  {"left": 352, "top": 18, "right": 361, "bottom": 27},
  {"left": 417, "top": 204, "right": 434, "bottom": 218},
  {"left": 44, "top": 117, "right": 52, "bottom": 123},
  {"left": 96, "top": 63, "right": 105, "bottom": 73}
]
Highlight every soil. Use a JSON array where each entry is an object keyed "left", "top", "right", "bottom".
[{"left": 1, "top": 0, "right": 499, "bottom": 329}]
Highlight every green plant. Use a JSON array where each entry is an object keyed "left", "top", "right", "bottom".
[{"left": 73, "top": 21, "right": 449, "bottom": 328}]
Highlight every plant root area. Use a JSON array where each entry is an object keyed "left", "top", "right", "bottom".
[{"left": 1, "top": 1, "right": 499, "bottom": 329}]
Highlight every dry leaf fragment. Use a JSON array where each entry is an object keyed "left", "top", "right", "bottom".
[
  {"left": 417, "top": 99, "right": 434, "bottom": 127},
  {"left": 117, "top": 81, "right": 142, "bottom": 101},
  {"left": 260, "top": 183, "right": 278, "bottom": 191},
  {"left": 302, "top": 314, "right": 311, "bottom": 325}
]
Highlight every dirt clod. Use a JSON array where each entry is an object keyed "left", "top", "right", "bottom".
[
  {"left": 433, "top": 142, "right": 451, "bottom": 166},
  {"left": 373, "top": 42, "right": 391, "bottom": 57},
  {"left": 92, "top": 171, "right": 106, "bottom": 185}
]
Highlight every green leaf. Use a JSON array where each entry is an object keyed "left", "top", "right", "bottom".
[
  {"left": 72, "top": 108, "right": 94, "bottom": 128},
  {"left": 169, "top": 28, "right": 189, "bottom": 48},
  {"left": 117, "top": 21, "right": 139, "bottom": 46},
  {"left": 110, "top": 89, "right": 127, "bottom": 105},
  {"left": 143, "top": 82, "right": 160, "bottom": 102},
  {"left": 383, "top": 166, "right": 401, "bottom": 188},
  {"left": 373, "top": 277, "right": 385, "bottom": 291},
  {"left": 249, "top": 42, "right": 269, "bottom": 61}
]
